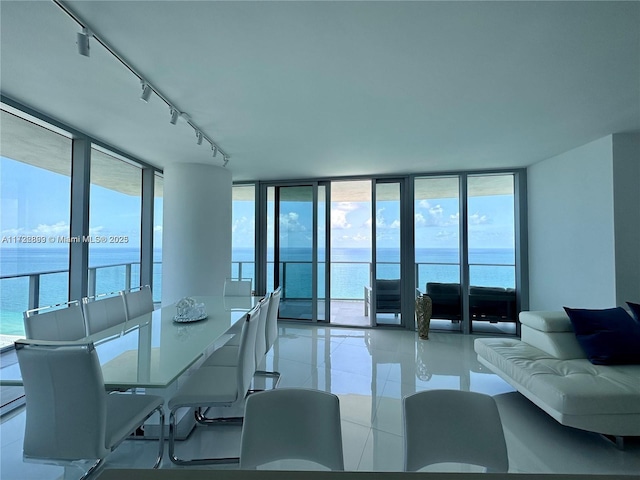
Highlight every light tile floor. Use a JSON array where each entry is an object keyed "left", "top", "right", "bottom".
[{"left": 1, "top": 324, "right": 639, "bottom": 479}]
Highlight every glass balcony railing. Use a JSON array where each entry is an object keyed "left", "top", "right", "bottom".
[
  {"left": 1, "top": 260, "right": 515, "bottom": 347},
  {"left": 0, "top": 261, "right": 163, "bottom": 348}
]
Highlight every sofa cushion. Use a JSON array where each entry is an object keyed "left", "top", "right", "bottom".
[
  {"left": 628, "top": 301, "right": 640, "bottom": 322},
  {"left": 426, "top": 282, "right": 460, "bottom": 295},
  {"left": 519, "top": 311, "right": 573, "bottom": 332},
  {"left": 475, "top": 338, "right": 640, "bottom": 417},
  {"left": 521, "top": 325, "right": 586, "bottom": 360},
  {"left": 563, "top": 307, "right": 640, "bottom": 365},
  {"left": 469, "top": 286, "right": 507, "bottom": 295}
]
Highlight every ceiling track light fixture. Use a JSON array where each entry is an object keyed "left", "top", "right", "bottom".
[
  {"left": 53, "top": 0, "right": 230, "bottom": 166},
  {"left": 76, "top": 27, "right": 91, "bottom": 57},
  {"left": 140, "top": 81, "right": 152, "bottom": 102},
  {"left": 169, "top": 108, "right": 180, "bottom": 125}
]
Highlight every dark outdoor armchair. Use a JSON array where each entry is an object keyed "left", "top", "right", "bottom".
[{"left": 364, "top": 279, "right": 401, "bottom": 316}]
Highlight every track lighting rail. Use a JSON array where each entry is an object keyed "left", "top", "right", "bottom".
[{"left": 52, "top": 0, "right": 230, "bottom": 166}]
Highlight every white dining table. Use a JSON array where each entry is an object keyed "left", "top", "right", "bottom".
[{"left": 0, "top": 295, "right": 258, "bottom": 390}]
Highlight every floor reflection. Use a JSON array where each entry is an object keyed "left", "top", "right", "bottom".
[{"left": 1, "top": 323, "right": 639, "bottom": 478}]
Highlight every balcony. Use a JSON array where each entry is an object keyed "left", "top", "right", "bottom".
[{"left": 0, "top": 259, "right": 516, "bottom": 347}]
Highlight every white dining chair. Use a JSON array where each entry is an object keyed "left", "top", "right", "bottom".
[
  {"left": 202, "top": 294, "right": 269, "bottom": 367},
  {"left": 23, "top": 300, "right": 86, "bottom": 341},
  {"left": 257, "top": 286, "right": 281, "bottom": 382},
  {"left": 239, "top": 388, "right": 344, "bottom": 470},
  {"left": 223, "top": 278, "right": 253, "bottom": 297},
  {"left": 123, "top": 285, "right": 154, "bottom": 320},
  {"left": 225, "top": 286, "right": 280, "bottom": 352},
  {"left": 403, "top": 389, "right": 509, "bottom": 472},
  {"left": 82, "top": 291, "right": 127, "bottom": 335},
  {"left": 15, "top": 339, "right": 164, "bottom": 479},
  {"left": 168, "top": 304, "right": 261, "bottom": 465},
  {"left": 220, "top": 287, "right": 283, "bottom": 387}
]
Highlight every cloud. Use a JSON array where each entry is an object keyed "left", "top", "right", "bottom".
[
  {"left": 154, "top": 225, "right": 163, "bottom": 233},
  {"left": 375, "top": 208, "right": 389, "bottom": 228},
  {"left": 33, "top": 221, "right": 70, "bottom": 236},
  {"left": 335, "top": 202, "right": 357, "bottom": 212},
  {"left": 416, "top": 202, "right": 451, "bottom": 227},
  {"left": 1, "top": 227, "right": 25, "bottom": 236},
  {"left": 1, "top": 221, "right": 73, "bottom": 237},
  {"left": 331, "top": 202, "right": 360, "bottom": 230},
  {"left": 469, "top": 213, "right": 489, "bottom": 225},
  {"left": 429, "top": 204, "right": 444, "bottom": 217},
  {"left": 232, "top": 216, "right": 255, "bottom": 234},
  {"left": 331, "top": 209, "right": 351, "bottom": 230},
  {"left": 364, "top": 209, "right": 387, "bottom": 228},
  {"left": 279, "top": 212, "right": 306, "bottom": 232},
  {"left": 390, "top": 220, "right": 401, "bottom": 229},
  {"left": 436, "top": 230, "right": 457, "bottom": 239}
]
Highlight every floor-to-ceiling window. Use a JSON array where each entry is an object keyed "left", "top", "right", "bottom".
[
  {"left": 467, "top": 174, "right": 516, "bottom": 334},
  {"left": 88, "top": 147, "right": 142, "bottom": 297},
  {"left": 373, "top": 181, "right": 404, "bottom": 326},
  {"left": 153, "top": 173, "right": 163, "bottom": 303},
  {"left": 329, "top": 180, "right": 372, "bottom": 327},
  {"left": 0, "top": 102, "right": 163, "bottom": 415},
  {"left": 414, "top": 176, "right": 462, "bottom": 332},
  {"left": 0, "top": 103, "right": 162, "bottom": 331},
  {"left": 276, "top": 185, "right": 317, "bottom": 320},
  {"left": 255, "top": 171, "right": 524, "bottom": 334},
  {"left": 0, "top": 108, "right": 72, "bottom": 343},
  {"left": 231, "top": 184, "right": 256, "bottom": 291}
]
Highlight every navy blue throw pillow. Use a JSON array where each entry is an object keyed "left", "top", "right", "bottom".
[
  {"left": 563, "top": 307, "right": 640, "bottom": 365},
  {"left": 627, "top": 302, "right": 640, "bottom": 322}
]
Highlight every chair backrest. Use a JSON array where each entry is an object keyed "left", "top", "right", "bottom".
[
  {"left": 240, "top": 388, "right": 344, "bottom": 470},
  {"left": 403, "top": 390, "right": 508, "bottom": 472},
  {"left": 255, "top": 294, "right": 271, "bottom": 366},
  {"left": 15, "top": 339, "right": 109, "bottom": 461},
  {"left": 123, "top": 285, "right": 154, "bottom": 320},
  {"left": 265, "top": 286, "right": 282, "bottom": 351},
  {"left": 375, "top": 278, "right": 401, "bottom": 311},
  {"left": 236, "top": 305, "right": 261, "bottom": 399},
  {"left": 82, "top": 292, "right": 127, "bottom": 335},
  {"left": 223, "top": 278, "right": 253, "bottom": 297},
  {"left": 23, "top": 301, "right": 86, "bottom": 341}
]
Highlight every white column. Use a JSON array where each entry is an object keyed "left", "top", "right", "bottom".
[{"left": 161, "top": 163, "right": 232, "bottom": 305}]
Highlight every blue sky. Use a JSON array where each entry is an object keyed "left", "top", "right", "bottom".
[
  {"left": 232, "top": 190, "right": 515, "bottom": 250},
  {"left": 2, "top": 156, "right": 514, "bottom": 254},
  {"left": 0, "top": 156, "right": 162, "bottom": 249}
]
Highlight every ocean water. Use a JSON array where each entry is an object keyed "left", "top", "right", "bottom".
[
  {"left": 0, "top": 247, "right": 161, "bottom": 336},
  {"left": 257, "top": 247, "right": 515, "bottom": 299},
  {"left": 0, "top": 246, "right": 514, "bottom": 336}
]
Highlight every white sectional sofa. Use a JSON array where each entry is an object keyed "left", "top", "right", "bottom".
[{"left": 474, "top": 311, "right": 640, "bottom": 438}]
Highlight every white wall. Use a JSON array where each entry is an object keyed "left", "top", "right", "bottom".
[
  {"left": 528, "top": 136, "right": 617, "bottom": 310},
  {"left": 612, "top": 133, "right": 640, "bottom": 305}
]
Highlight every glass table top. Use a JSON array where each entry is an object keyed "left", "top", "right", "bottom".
[{"left": 0, "top": 295, "right": 258, "bottom": 389}]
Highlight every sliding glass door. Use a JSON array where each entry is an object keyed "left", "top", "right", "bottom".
[
  {"left": 467, "top": 174, "right": 517, "bottom": 334},
  {"left": 372, "top": 181, "right": 403, "bottom": 326},
  {"left": 413, "top": 173, "right": 518, "bottom": 334},
  {"left": 258, "top": 172, "right": 523, "bottom": 332},
  {"left": 274, "top": 184, "right": 328, "bottom": 321}
]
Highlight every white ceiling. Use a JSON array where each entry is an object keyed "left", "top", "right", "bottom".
[{"left": 1, "top": 1, "right": 638, "bottom": 182}]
